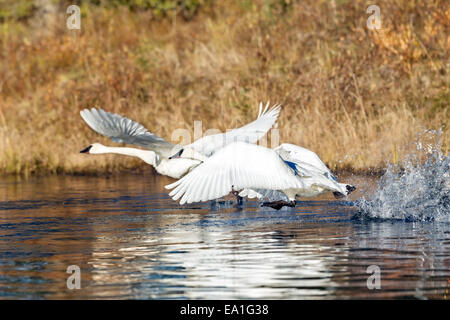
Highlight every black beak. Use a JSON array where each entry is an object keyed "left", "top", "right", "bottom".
[
  {"left": 169, "top": 149, "right": 183, "bottom": 160},
  {"left": 80, "top": 145, "right": 92, "bottom": 154}
]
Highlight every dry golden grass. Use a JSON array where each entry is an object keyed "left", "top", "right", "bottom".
[{"left": 0, "top": 0, "right": 448, "bottom": 176}]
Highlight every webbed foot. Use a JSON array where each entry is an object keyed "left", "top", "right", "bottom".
[{"left": 262, "top": 200, "right": 296, "bottom": 210}]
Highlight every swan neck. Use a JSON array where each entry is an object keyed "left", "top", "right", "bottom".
[{"left": 99, "top": 146, "right": 157, "bottom": 166}]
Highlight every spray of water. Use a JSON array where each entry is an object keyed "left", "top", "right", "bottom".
[{"left": 354, "top": 129, "right": 449, "bottom": 222}]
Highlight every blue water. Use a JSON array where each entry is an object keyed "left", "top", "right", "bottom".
[{"left": 0, "top": 173, "right": 448, "bottom": 299}]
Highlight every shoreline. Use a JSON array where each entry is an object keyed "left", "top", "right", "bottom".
[{"left": 0, "top": 165, "right": 386, "bottom": 179}]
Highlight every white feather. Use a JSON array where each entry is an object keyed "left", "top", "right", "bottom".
[
  {"left": 165, "top": 142, "right": 306, "bottom": 204},
  {"left": 80, "top": 101, "right": 281, "bottom": 179}
]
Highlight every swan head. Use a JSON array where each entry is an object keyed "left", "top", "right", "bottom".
[
  {"left": 80, "top": 143, "right": 106, "bottom": 154},
  {"left": 169, "top": 147, "right": 207, "bottom": 162}
]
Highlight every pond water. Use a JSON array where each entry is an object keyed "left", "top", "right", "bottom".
[{"left": 0, "top": 173, "right": 448, "bottom": 299}]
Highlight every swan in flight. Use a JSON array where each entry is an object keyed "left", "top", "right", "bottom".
[
  {"left": 165, "top": 142, "right": 356, "bottom": 209},
  {"left": 79, "top": 102, "right": 281, "bottom": 179}
]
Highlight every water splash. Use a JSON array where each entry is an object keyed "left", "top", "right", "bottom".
[{"left": 354, "top": 130, "right": 449, "bottom": 222}]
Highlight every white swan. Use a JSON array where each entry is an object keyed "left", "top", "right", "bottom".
[
  {"left": 79, "top": 102, "right": 281, "bottom": 179},
  {"left": 165, "top": 141, "right": 356, "bottom": 209}
]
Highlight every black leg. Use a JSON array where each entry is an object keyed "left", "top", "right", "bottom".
[
  {"left": 262, "top": 200, "right": 296, "bottom": 210},
  {"left": 232, "top": 191, "right": 243, "bottom": 206}
]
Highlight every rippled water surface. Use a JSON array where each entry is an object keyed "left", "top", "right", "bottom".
[{"left": 0, "top": 173, "right": 449, "bottom": 299}]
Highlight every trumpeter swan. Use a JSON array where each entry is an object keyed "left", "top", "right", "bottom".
[
  {"left": 165, "top": 141, "right": 356, "bottom": 209},
  {"left": 79, "top": 102, "right": 281, "bottom": 179}
]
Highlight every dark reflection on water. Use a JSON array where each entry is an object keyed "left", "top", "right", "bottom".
[{"left": 0, "top": 173, "right": 448, "bottom": 299}]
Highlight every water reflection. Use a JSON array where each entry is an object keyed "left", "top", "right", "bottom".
[{"left": 0, "top": 174, "right": 448, "bottom": 299}]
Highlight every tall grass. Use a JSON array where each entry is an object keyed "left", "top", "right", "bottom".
[{"left": 0, "top": 0, "right": 448, "bottom": 176}]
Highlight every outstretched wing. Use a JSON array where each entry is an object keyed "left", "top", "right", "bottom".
[
  {"left": 165, "top": 142, "right": 305, "bottom": 204},
  {"left": 80, "top": 108, "right": 175, "bottom": 156},
  {"left": 275, "top": 143, "right": 346, "bottom": 193},
  {"left": 275, "top": 143, "right": 336, "bottom": 179},
  {"left": 188, "top": 102, "right": 281, "bottom": 157}
]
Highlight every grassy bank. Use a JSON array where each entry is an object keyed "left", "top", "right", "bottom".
[{"left": 0, "top": 0, "right": 448, "bottom": 176}]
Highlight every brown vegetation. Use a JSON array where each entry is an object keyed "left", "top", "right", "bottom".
[{"left": 0, "top": 0, "right": 448, "bottom": 176}]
